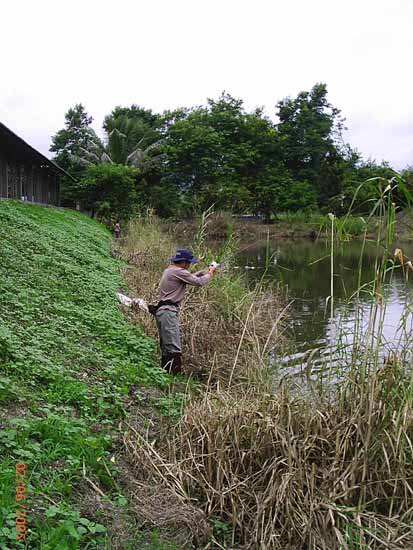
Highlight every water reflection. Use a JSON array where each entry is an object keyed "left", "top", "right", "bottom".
[{"left": 237, "top": 239, "right": 413, "bottom": 370}]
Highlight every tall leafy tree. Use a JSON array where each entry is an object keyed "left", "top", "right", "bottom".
[
  {"left": 50, "top": 104, "right": 102, "bottom": 205},
  {"left": 276, "top": 83, "right": 346, "bottom": 207},
  {"left": 163, "top": 93, "right": 289, "bottom": 215}
]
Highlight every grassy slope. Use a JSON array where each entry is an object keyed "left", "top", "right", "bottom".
[{"left": 0, "top": 202, "right": 172, "bottom": 549}]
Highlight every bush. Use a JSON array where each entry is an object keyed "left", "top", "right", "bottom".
[
  {"left": 80, "top": 163, "right": 138, "bottom": 221},
  {"left": 277, "top": 180, "right": 317, "bottom": 212}
]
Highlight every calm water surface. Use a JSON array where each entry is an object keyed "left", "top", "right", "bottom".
[{"left": 237, "top": 239, "right": 413, "bottom": 370}]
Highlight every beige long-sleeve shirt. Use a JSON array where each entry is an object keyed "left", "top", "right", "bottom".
[{"left": 157, "top": 265, "right": 212, "bottom": 311}]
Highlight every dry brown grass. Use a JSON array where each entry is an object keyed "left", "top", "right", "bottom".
[{"left": 125, "top": 364, "right": 413, "bottom": 549}]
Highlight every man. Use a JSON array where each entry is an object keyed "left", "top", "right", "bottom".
[{"left": 154, "top": 248, "right": 216, "bottom": 374}]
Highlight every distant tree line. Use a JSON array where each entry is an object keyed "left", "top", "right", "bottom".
[{"left": 50, "top": 83, "right": 413, "bottom": 221}]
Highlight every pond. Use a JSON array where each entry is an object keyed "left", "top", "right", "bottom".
[{"left": 237, "top": 238, "right": 413, "bottom": 371}]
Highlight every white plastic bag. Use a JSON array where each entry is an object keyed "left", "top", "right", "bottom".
[{"left": 116, "top": 292, "right": 149, "bottom": 314}]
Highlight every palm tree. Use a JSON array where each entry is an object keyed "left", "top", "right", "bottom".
[{"left": 72, "top": 115, "right": 166, "bottom": 175}]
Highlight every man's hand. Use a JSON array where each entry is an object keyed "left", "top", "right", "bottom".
[{"left": 208, "top": 261, "right": 219, "bottom": 275}]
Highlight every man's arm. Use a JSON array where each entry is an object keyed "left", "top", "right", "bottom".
[{"left": 174, "top": 268, "right": 214, "bottom": 287}]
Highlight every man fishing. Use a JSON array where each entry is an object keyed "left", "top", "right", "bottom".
[
  {"left": 152, "top": 249, "right": 216, "bottom": 374},
  {"left": 114, "top": 221, "right": 121, "bottom": 239}
]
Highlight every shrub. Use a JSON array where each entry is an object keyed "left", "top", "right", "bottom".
[{"left": 80, "top": 163, "right": 138, "bottom": 221}]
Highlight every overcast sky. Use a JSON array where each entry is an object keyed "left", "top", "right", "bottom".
[{"left": 1, "top": 0, "right": 412, "bottom": 169}]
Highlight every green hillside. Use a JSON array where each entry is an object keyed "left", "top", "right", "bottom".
[{"left": 0, "top": 202, "right": 168, "bottom": 549}]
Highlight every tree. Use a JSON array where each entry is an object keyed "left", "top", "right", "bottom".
[
  {"left": 52, "top": 104, "right": 169, "bottom": 216},
  {"left": 50, "top": 104, "right": 102, "bottom": 206},
  {"left": 105, "top": 105, "right": 162, "bottom": 130},
  {"left": 138, "top": 177, "right": 183, "bottom": 218},
  {"left": 399, "top": 167, "right": 413, "bottom": 207},
  {"left": 103, "top": 113, "right": 161, "bottom": 165},
  {"left": 276, "top": 83, "right": 346, "bottom": 207},
  {"left": 79, "top": 164, "right": 138, "bottom": 221},
  {"left": 276, "top": 179, "right": 317, "bottom": 212},
  {"left": 333, "top": 153, "right": 398, "bottom": 214},
  {"left": 76, "top": 129, "right": 165, "bottom": 174},
  {"left": 74, "top": 107, "right": 166, "bottom": 178},
  {"left": 68, "top": 108, "right": 167, "bottom": 218},
  {"left": 163, "top": 93, "right": 285, "bottom": 215}
]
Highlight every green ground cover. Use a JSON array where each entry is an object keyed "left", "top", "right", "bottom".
[{"left": 0, "top": 202, "right": 170, "bottom": 549}]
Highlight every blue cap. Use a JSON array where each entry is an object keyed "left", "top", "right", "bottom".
[{"left": 170, "top": 249, "right": 197, "bottom": 264}]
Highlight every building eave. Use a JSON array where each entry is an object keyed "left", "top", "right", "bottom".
[{"left": 0, "top": 121, "right": 76, "bottom": 181}]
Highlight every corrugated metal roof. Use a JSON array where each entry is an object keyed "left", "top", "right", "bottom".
[{"left": 0, "top": 121, "right": 76, "bottom": 181}]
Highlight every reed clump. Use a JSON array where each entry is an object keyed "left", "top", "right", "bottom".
[
  {"left": 169, "top": 210, "right": 236, "bottom": 241},
  {"left": 125, "top": 359, "right": 413, "bottom": 549}
]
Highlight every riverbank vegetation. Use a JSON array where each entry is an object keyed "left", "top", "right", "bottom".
[
  {"left": 168, "top": 209, "right": 380, "bottom": 243},
  {"left": 1, "top": 182, "right": 413, "bottom": 548},
  {"left": 50, "top": 84, "right": 413, "bottom": 223},
  {"left": 120, "top": 189, "right": 413, "bottom": 548}
]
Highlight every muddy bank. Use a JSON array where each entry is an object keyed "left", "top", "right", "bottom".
[{"left": 163, "top": 212, "right": 386, "bottom": 243}]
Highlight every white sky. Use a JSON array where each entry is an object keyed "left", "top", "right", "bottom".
[{"left": 0, "top": 0, "right": 412, "bottom": 169}]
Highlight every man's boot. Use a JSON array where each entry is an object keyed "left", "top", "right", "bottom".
[
  {"left": 169, "top": 353, "right": 182, "bottom": 375},
  {"left": 161, "top": 353, "right": 182, "bottom": 375}
]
